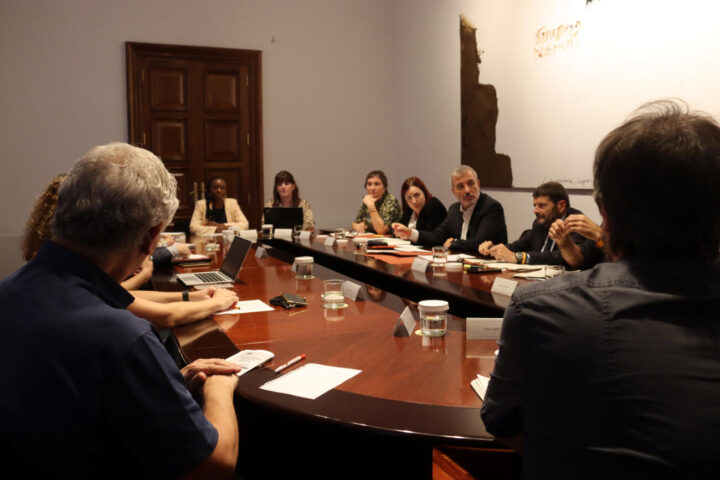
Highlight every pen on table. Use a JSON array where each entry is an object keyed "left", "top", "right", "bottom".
[{"left": 274, "top": 354, "right": 306, "bottom": 373}]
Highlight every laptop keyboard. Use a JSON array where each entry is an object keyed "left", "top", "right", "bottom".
[{"left": 196, "top": 272, "right": 227, "bottom": 283}]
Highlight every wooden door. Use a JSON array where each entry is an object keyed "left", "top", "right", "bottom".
[{"left": 126, "top": 42, "right": 263, "bottom": 230}]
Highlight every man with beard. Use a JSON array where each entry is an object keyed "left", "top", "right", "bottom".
[
  {"left": 478, "top": 182, "right": 585, "bottom": 266},
  {"left": 393, "top": 165, "right": 507, "bottom": 254}
]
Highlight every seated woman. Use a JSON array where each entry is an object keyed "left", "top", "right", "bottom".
[
  {"left": 263, "top": 170, "right": 315, "bottom": 230},
  {"left": 190, "top": 176, "right": 249, "bottom": 234},
  {"left": 23, "top": 174, "right": 238, "bottom": 328},
  {"left": 351, "top": 170, "right": 400, "bottom": 235},
  {"left": 392, "top": 176, "right": 447, "bottom": 234}
]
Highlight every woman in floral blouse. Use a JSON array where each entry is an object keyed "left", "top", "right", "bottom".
[{"left": 351, "top": 170, "right": 400, "bottom": 234}]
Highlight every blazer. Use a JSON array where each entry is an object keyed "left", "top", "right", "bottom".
[
  {"left": 189, "top": 198, "right": 249, "bottom": 235},
  {"left": 417, "top": 193, "right": 507, "bottom": 254},
  {"left": 400, "top": 196, "right": 447, "bottom": 232},
  {"left": 508, "top": 207, "right": 585, "bottom": 266}
]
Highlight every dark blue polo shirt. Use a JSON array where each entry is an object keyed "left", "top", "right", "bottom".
[{"left": 0, "top": 242, "right": 217, "bottom": 479}]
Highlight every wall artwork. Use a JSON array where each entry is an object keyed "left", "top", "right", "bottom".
[
  {"left": 460, "top": 15, "right": 513, "bottom": 187},
  {"left": 460, "top": 0, "right": 720, "bottom": 189}
]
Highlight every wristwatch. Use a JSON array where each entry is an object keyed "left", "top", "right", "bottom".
[{"left": 515, "top": 252, "right": 524, "bottom": 264}]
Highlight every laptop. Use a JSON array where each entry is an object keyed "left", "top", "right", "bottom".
[
  {"left": 176, "top": 236, "right": 252, "bottom": 287},
  {"left": 263, "top": 207, "right": 304, "bottom": 229}
]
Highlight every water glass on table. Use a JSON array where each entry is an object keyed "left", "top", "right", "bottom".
[
  {"left": 419, "top": 299, "right": 448, "bottom": 337},
  {"left": 322, "top": 279, "right": 348, "bottom": 309}
]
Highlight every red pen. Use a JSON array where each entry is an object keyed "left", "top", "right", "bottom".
[{"left": 274, "top": 354, "right": 306, "bottom": 373}]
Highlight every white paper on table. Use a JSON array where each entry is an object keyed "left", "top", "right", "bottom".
[
  {"left": 215, "top": 299, "right": 275, "bottom": 315},
  {"left": 485, "top": 262, "right": 542, "bottom": 271},
  {"left": 419, "top": 254, "right": 468, "bottom": 263},
  {"left": 513, "top": 269, "right": 547, "bottom": 279},
  {"left": 379, "top": 238, "right": 411, "bottom": 246},
  {"left": 513, "top": 266, "right": 564, "bottom": 279},
  {"left": 259, "top": 363, "right": 362, "bottom": 399},
  {"left": 394, "top": 245, "right": 430, "bottom": 252}
]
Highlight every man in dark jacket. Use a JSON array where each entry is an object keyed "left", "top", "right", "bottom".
[
  {"left": 393, "top": 165, "right": 507, "bottom": 254},
  {"left": 478, "top": 181, "right": 592, "bottom": 266}
]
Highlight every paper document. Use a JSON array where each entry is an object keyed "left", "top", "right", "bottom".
[
  {"left": 419, "top": 254, "right": 470, "bottom": 263},
  {"left": 393, "top": 245, "right": 429, "bottom": 252},
  {"left": 512, "top": 266, "right": 565, "bottom": 279},
  {"left": 485, "top": 262, "right": 542, "bottom": 271},
  {"left": 226, "top": 349, "right": 275, "bottom": 376},
  {"left": 216, "top": 299, "right": 275, "bottom": 315},
  {"left": 259, "top": 363, "right": 361, "bottom": 399}
]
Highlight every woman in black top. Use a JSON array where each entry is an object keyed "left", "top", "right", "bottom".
[{"left": 394, "top": 176, "right": 447, "bottom": 232}]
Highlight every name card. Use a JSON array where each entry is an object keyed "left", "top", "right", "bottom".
[
  {"left": 324, "top": 236, "right": 336, "bottom": 247},
  {"left": 239, "top": 229, "right": 258, "bottom": 241},
  {"left": 491, "top": 277, "right": 517, "bottom": 297},
  {"left": 299, "top": 230, "right": 312, "bottom": 240},
  {"left": 393, "top": 306, "right": 417, "bottom": 337},
  {"left": 274, "top": 228, "right": 292, "bottom": 240},
  {"left": 341, "top": 281, "right": 364, "bottom": 301},
  {"left": 411, "top": 256, "right": 430, "bottom": 272},
  {"left": 466, "top": 317, "right": 504, "bottom": 340},
  {"left": 254, "top": 246, "right": 268, "bottom": 258}
]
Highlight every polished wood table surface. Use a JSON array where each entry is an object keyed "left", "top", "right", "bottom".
[
  {"left": 164, "top": 244, "right": 513, "bottom": 478},
  {"left": 264, "top": 235, "right": 530, "bottom": 318}
]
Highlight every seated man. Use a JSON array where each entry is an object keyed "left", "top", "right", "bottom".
[
  {"left": 393, "top": 165, "right": 507, "bottom": 254},
  {"left": 481, "top": 100, "right": 720, "bottom": 478},
  {"left": 0, "top": 143, "right": 241, "bottom": 478},
  {"left": 478, "top": 181, "right": 588, "bottom": 266}
]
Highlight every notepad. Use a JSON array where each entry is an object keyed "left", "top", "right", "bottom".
[
  {"left": 259, "top": 363, "right": 361, "bottom": 399},
  {"left": 226, "top": 349, "right": 275, "bottom": 376},
  {"left": 215, "top": 299, "right": 275, "bottom": 315}
]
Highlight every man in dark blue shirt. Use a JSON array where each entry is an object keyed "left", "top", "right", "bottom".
[
  {"left": 481, "top": 101, "right": 720, "bottom": 479},
  {"left": 0, "top": 143, "right": 240, "bottom": 478}
]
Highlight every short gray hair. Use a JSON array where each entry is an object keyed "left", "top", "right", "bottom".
[
  {"left": 52, "top": 142, "right": 178, "bottom": 255},
  {"left": 450, "top": 165, "right": 478, "bottom": 184}
]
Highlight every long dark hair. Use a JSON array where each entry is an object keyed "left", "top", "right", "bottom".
[
  {"left": 272, "top": 170, "right": 300, "bottom": 207},
  {"left": 400, "top": 176, "right": 433, "bottom": 217}
]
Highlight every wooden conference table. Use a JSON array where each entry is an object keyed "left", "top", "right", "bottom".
[
  {"left": 265, "top": 235, "right": 530, "bottom": 318},
  {"left": 162, "top": 238, "right": 522, "bottom": 478}
]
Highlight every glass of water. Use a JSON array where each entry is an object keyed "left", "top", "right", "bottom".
[
  {"left": 322, "top": 279, "right": 347, "bottom": 309},
  {"left": 419, "top": 299, "right": 448, "bottom": 337}
]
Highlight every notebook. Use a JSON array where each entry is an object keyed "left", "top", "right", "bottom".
[
  {"left": 176, "top": 236, "right": 252, "bottom": 287},
  {"left": 263, "top": 207, "right": 304, "bottom": 229}
]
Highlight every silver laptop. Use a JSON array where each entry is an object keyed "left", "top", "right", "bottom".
[{"left": 176, "top": 236, "right": 252, "bottom": 287}]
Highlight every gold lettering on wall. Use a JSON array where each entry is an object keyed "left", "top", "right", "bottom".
[{"left": 534, "top": 21, "right": 582, "bottom": 58}]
